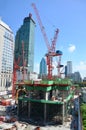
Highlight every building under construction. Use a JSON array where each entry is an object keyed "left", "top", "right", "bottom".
[{"left": 15, "top": 78, "right": 75, "bottom": 125}]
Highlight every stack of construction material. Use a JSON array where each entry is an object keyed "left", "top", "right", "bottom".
[
  {"left": 0, "top": 105, "right": 8, "bottom": 121},
  {"left": 0, "top": 121, "right": 32, "bottom": 130},
  {"left": 0, "top": 122, "right": 16, "bottom": 129},
  {"left": 0, "top": 98, "right": 17, "bottom": 122}
]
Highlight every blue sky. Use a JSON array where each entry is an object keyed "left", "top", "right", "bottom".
[{"left": 0, "top": 0, "right": 86, "bottom": 78}]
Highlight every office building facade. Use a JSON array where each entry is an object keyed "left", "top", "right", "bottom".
[
  {"left": 73, "top": 71, "right": 82, "bottom": 83},
  {"left": 14, "top": 13, "right": 35, "bottom": 73},
  {"left": 0, "top": 19, "right": 14, "bottom": 91}
]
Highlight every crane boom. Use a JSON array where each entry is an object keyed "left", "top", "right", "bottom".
[{"left": 32, "top": 3, "right": 50, "bottom": 51}]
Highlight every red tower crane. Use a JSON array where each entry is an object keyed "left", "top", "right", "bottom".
[
  {"left": 12, "top": 59, "right": 20, "bottom": 98},
  {"left": 10, "top": 43, "right": 19, "bottom": 99},
  {"left": 32, "top": 3, "right": 62, "bottom": 79},
  {"left": 12, "top": 41, "right": 26, "bottom": 98}
]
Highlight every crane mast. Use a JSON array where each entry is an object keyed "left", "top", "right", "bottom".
[
  {"left": 12, "top": 41, "right": 26, "bottom": 98},
  {"left": 50, "top": 28, "right": 59, "bottom": 52},
  {"left": 12, "top": 59, "right": 20, "bottom": 98}
]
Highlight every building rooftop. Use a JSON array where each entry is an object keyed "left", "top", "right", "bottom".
[
  {"left": 0, "top": 18, "right": 12, "bottom": 32},
  {"left": 24, "top": 13, "right": 36, "bottom": 24}
]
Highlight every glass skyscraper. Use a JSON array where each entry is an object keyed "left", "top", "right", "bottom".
[
  {"left": 14, "top": 13, "right": 35, "bottom": 72},
  {"left": 67, "top": 61, "right": 72, "bottom": 76},
  {"left": 0, "top": 19, "right": 14, "bottom": 91},
  {"left": 39, "top": 57, "right": 47, "bottom": 78}
]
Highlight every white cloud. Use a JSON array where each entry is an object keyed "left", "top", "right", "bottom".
[{"left": 68, "top": 44, "right": 76, "bottom": 53}]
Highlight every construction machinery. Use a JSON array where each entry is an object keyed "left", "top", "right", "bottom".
[
  {"left": 10, "top": 42, "right": 20, "bottom": 99},
  {"left": 32, "top": 3, "right": 63, "bottom": 79},
  {"left": 12, "top": 58, "right": 20, "bottom": 98},
  {"left": 12, "top": 41, "right": 26, "bottom": 98}
]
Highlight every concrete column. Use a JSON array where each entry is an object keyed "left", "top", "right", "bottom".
[
  {"left": 17, "top": 100, "right": 19, "bottom": 117},
  {"left": 44, "top": 103, "right": 46, "bottom": 124},
  {"left": 62, "top": 91, "right": 64, "bottom": 101},
  {"left": 18, "top": 100, "right": 22, "bottom": 119},
  {"left": 28, "top": 90, "right": 31, "bottom": 98},
  {"left": 45, "top": 92, "right": 48, "bottom": 100},
  {"left": 44, "top": 92, "right": 48, "bottom": 124},
  {"left": 62, "top": 103, "right": 65, "bottom": 124},
  {"left": 28, "top": 90, "right": 31, "bottom": 119},
  {"left": 28, "top": 101, "right": 30, "bottom": 119}
]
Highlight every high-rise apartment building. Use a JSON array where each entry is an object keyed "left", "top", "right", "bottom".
[
  {"left": 39, "top": 57, "right": 47, "bottom": 78},
  {"left": 14, "top": 13, "right": 35, "bottom": 73},
  {"left": 0, "top": 19, "right": 14, "bottom": 91},
  {"left": 67, "top": 61, "right": 72, "bottom": 76}
]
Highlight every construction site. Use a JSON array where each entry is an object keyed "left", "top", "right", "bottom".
[
  {"left": 16, "top": 78, "right": 75, "bottom": 125},
  {"left": 0, "top": 3, "right": 78, "bottom": 130}
]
